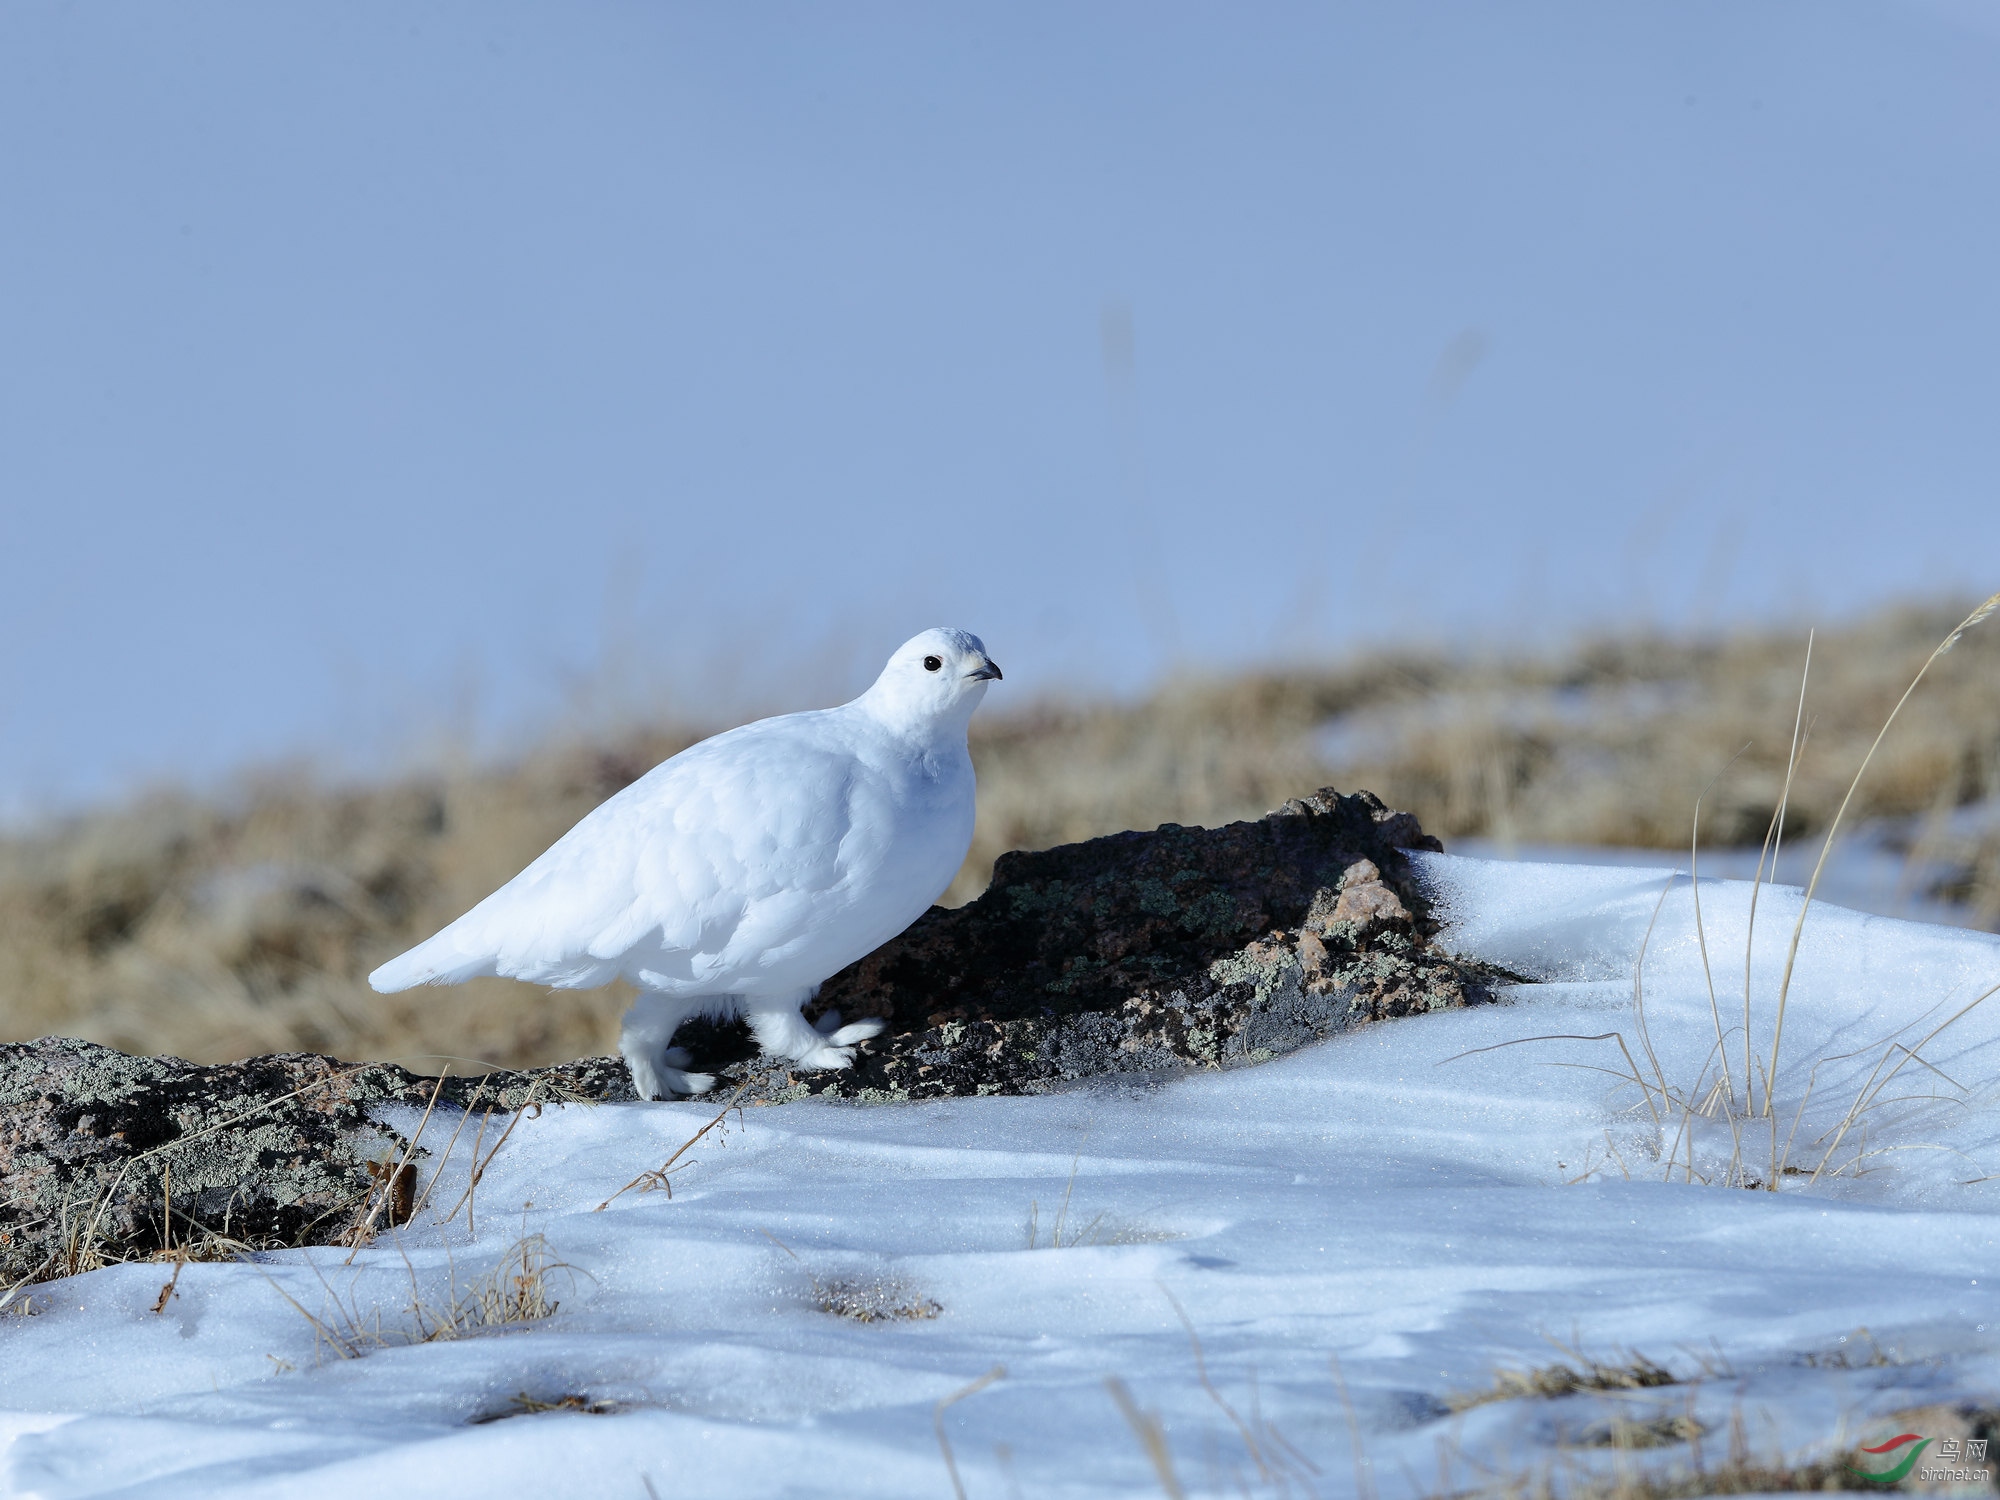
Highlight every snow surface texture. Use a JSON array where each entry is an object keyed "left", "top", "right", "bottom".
[
  {"left": 1451, "top": 821, "right": 1983, "bottom": 931},
  {"left": 4, "top": 855, "right": 1997, "bottom": 1498}
]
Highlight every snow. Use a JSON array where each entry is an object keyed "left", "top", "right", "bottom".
[
  {"left": 1449, "top": 822, "right": 1987, "bottom": 931},
  {"left": 5, "top": 854, "right": 1999, "bottom": 1498}
]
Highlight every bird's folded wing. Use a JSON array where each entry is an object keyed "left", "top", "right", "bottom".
[{"left": 370, "top": 715, "right": 858, "bottom": 992}]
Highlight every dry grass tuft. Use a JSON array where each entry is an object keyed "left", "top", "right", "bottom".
[
  {"left": 1426, "top": 1400, "right": 1958, "bottom": 1499},
  {"left": 272, "top": 1231, "right": 582, "bottom": 1362},
  {"left": 1450, "top": 1352, "right": 1680, "bottom": 1413},
  {"left": 417, "top": 1231, "right": 573, "bottom": 1335},
  {"left": 47, "top": 1179, "right": 260, "bottom": 1287},
  {"left": 594, "top": 1082, "right": 748, "bottom": 1212},
  {"left": 471, "top": 1392, "right": 623, "bottom": 1423},
  {"left": 1437, "top": 1450, "right": 1858, "bottom": 1498},
  {"left": 1573, "top": 1413, "right": 1710, "bottom": 1451},
  {"left": 1441, "top": 597, "right": 2000, "bottom": 1198},
  {"left": 1023, "top": 1146, "right": 1183, "bottom": 1250},
  {"left": 811, "top": 1275, "right": 941, "bottom": 1323},
  {"left": 1796, "top": 1328, "right": 1906, "bottom": 1370},
  {"left": 757, "top": 1230, "right": 940, "bottom": 1323},
  {"left": 145, "top": 1225, "right": 258, "bottom": 1314}
]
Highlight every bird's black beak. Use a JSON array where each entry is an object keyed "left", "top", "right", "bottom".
[{"left": 967, "top": 657, "right": 1003, "bottom": 682}]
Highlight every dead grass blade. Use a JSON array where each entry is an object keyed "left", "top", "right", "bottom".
[
  {"left": 443, "top": 1099, "right": 499, "bottom": 1227},
  {"left": 1160, "top": 1284, "right": 1272, "bottom": 1483},
  {"left": 1331, "top": 1353, "right": 1375, "bottom": 1500},
  {"left": 0, "top": 1253, "right": 61, "bottom": 1315},
  {"left": 344, "top": 1067, "right": 447, "bottom": 1261},
  {"left": 594, "top": 1080, "right": 750, "bottom": 1212},
  {"left": 1803, "top": 975, "right": 2000, "bottom": 1184},
  {"left": 1689, "top": 751, "right": 1747, "bottom": 1113},
  {"left": 1630, "top": 872, "right": 1680, "bottom": 1130},
  {"left": 1767, "top": 594, "right": 2000, "bottom": 1115},
  {"left": 1104, "top": 1375, "right": 1187, "bottom": 1500},
  {"left": 413, "top": 1076, "right": 487, "bottom": 1219},
  {"left": 442, "top": 1077, "right": 548, "bottom": 1232},
  {"left": 1745, "top": 630, "right": 1812, "bottom": 1113},
  {"left": 934, "top": 1365, "right": 1006, "bottom": 1500},
  {"left": 264, "top": 1231, "right": 582, "bottom": 1362},
  {"left": 1439, "top": 1033, "right": 1662, "bottom": 1135}
]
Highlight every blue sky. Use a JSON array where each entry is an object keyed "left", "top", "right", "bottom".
[{"left": 4, "top": 2, "right": 1998, "bottom": 807}]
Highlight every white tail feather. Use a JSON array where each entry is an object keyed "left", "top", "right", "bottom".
[{"left": 368, "top": 930, "right": 496, "bottom": 993}]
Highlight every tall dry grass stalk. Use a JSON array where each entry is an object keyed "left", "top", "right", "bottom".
[
  {"left": 1437, "top": 592, "right": 2000, "bottom": 1191},
  {"left": 1763, "top": 593, "right": 2000, "bottom": 1113}
]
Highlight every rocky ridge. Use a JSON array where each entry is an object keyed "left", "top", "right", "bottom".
[{"left": 0, "top": 789, "right": 1500, "bottom": 1283}]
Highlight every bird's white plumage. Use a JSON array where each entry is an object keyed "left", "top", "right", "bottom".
[{"left": 370, "top": 628, "right": 1001, "bottom": 1097}]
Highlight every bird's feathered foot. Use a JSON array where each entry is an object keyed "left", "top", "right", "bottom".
[
  {"left": 626, "top": 1049, "right": 716, "bottom": 1101},
  {"left": 827, "top": 1018, "right": 887, "bottom": 1046},
  {"left": 620, "top": 998, "right": 717, "bottom": 1099},
  {"left": 811, "top": 1009, "right": 889, "bottom": 1048},
  {"left": 755, "top": 1007, "right": 887, "bottom": 1071}
]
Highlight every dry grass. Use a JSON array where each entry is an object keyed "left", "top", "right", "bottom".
[
  {"left": 1424, "top": 1354, "right": 1970, "bottom": 1500},
  {"left": 1573, "top": 1414, "right": 1710, "bottom": 1452},
  {"left": 1433, "top": 595, "right": 2000, "bottom": 1194},
  {"left": 1425, "top": 1401, "right": 2000, "bottom": 1499},
  {"left": 7, "top": 597, "right": 2000, "bottom": 1070},
  {"left": 1306, "top": 601, "right": 2000, "bottom": 854},
  {"left": 811, "top": 1276, "right": 941, "bottom": 1323},
  {"left": 594, "top": 1082, "right": 749, "bottom": 1211},
  {"left": 417, "top": 1232, "right": 572, "bottom": 1335},
  {"left": 472, "top": 1392, "right": 623, "bottom": 1422},
  {"left": 272, "top": 1231, "right": 581, "bottom": 1363},
  {"left": 1090, "top": 1319, "right": 1966, "bottom": 1500},
  {"left": 1797, "top": 1329, "right": 1904, "bottom": 1370},
  {"left": 41, "top": 1168, "right": 262, "bottom": 1288},
  {"left": 756, "top": 1230, "right": 942, "bottom": 1323},
  {"left": 1432, "top": 1434, "right": 1865, "bottom": 1499},
  {"left": 1024, "top": 1146, "right": 1182, "bottom": 1250},
  {"left": 1100, "top": 1316, "right": 1961, "bottom": 1500},
  {"left": 1449, "top": 1353, "right": 1681, "bottom": 1414}
]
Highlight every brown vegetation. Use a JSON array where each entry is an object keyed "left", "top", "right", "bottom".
[{"left": 5, "top": 597, "right": 1998, "bottom": 1070}]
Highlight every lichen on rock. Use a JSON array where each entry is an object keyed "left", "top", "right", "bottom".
[{"left": 0, "top": 1041, "right": 631, "bottom": 1284}]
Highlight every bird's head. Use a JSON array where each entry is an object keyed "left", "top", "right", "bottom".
[{"left": 859, "top": 627, "right": 1002, "bottom": 736}]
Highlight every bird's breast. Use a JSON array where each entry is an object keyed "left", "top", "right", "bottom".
[{"left": 842, "top": 751, "right": 973, "bottom": 877}]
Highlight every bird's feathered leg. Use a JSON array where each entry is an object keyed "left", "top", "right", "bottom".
[
  {"left": 809, "top": 1008, "right": 890, "bottom": 1046},
  {"left": 746, "top": 993, "right": 886, "bottom": 1070},
  {"left": 619, "top": 993, "right": 719, "bottom": 1099}
]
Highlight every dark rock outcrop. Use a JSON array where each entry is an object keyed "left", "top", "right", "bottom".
[
  {"left": 0, "top": 789, "right": 1497, "bottom": 1283},
  {"left": 689, "top": 786, "right": 1492, "bottom": 1100},
  {"left": 0, "top": 1043, "right": 627, "bottom": 1284}
]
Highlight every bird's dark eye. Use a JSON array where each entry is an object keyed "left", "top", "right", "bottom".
[{"left": 923, "top": 655, "right": 943, "bottom": 672}]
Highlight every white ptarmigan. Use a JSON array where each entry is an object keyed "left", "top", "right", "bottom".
[{"left": 369, "top": 628, "right": 1001, "bottom": 1099}]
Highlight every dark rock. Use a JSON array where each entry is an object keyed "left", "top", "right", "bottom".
[
  {"left": 0, "top": 1041, "right": 633, "bottom": 1284},
  {"left": 0, "top": 788, "right": 1496, "bottom": 1283},
  {"left": 689, "top": 786, "right": 1499, "bottom": 1101}
]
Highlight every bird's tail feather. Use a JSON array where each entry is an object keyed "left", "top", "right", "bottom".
[{"left": 368, "top": 929, "right": 497, "bottom": 993}]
